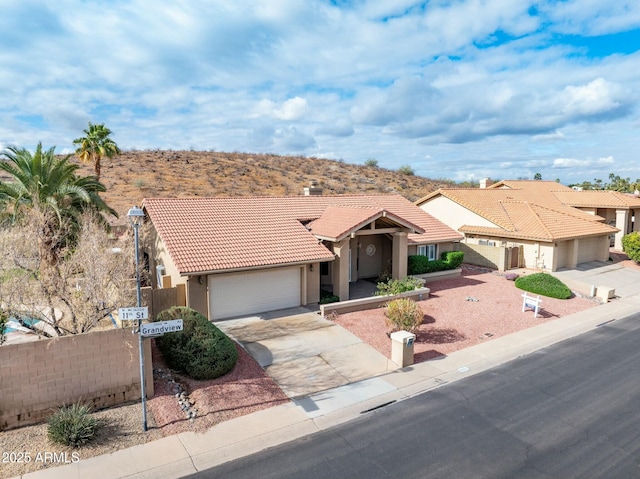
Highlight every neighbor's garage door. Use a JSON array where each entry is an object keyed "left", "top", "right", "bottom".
[
  {"left": 577, "top": 236, "right": 605, "bottom": 264},
  {"left": 209, "top": 267, "right": 301, "bottom": 320}
]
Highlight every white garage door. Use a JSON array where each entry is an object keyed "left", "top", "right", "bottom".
[
  {"left": 578, "top": 236, "right": 604, "bottom": 264},
  {"left": 209, "top": 267, "right": 301, "bottom": 320}
]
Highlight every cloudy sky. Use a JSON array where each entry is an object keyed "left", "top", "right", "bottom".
[{"left": 2, "top": 1, "right": 640, "bottom": 185}]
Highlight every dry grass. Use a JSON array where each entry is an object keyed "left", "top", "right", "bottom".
[{"left": 61, "top": 150, "right": 455, "bottom": 225}]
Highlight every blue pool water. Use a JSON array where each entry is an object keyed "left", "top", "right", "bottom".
[{"left": 4, "top": 317, "right": 40, "bottom": 333}]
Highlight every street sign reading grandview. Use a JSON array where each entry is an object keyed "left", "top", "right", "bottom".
[{"left": 140, "top": 319, "right": 184, "bottom": 337}]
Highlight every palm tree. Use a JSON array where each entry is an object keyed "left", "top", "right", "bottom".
[
  {"left": 0, "top": 143, "right": 116, "bottom": 266},
  {"left": 73, "top": 122, "right": 121, "bottom": 180}
]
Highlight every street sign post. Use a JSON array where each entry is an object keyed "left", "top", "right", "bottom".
[
  {"left": 140, "top": 319, "right": 184, "bottom": 337},
  {"left": 118, "top": 307, "right": 148, "bottom": 321}
]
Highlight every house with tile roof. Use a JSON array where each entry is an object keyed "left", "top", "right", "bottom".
[
  {"left": 487, "top": 180, "right": 640, "bottom": 250},
  {"left": 142, "top": 193, "right": 462, "bottom": 320},
  {"left": 416, "top": 180, "right": 619, "bottom": 272}
]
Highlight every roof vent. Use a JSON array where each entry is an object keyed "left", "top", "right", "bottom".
[{"left": 304, "top": 180, "right": 323, "bottom": 196}]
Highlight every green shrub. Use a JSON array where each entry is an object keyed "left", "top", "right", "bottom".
[
  {"left": 153, "top": 307, "right": 238, "bottom": 380},
  {"left": 514, "top": 273, "right": 572, "bottom": 299},
  {"left": 397, "top": 165, "right": 415, "bottom": 176},
  {"left": 444, "top": 251, "right": 464, "bottom": 268},
  {"left": 47, "top": 402, "right": 101, "bottom": 447},
  {"left": 375, "top": 276, "right": 423, "bottom": 296},
  {"left": 364, "top": 158, "right": 378, "bottom": 168},
  {"left": 408, "top": 251, "right": 464, "bottom": 275},
  {"left": 319, "top": 289, "right": 340, "bottom": 304},
  {"left": 622, "top": 232, "right": 640, "bottom": 263},
  {"left": 385, "top": 298, "right": 424, "bottom": 333}
]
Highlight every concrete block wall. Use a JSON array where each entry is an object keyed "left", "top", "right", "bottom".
[
  {"left": 459, "top": 243, "right": 508, "bottom": 270},
  {"left": 0, "top": 328, "right": 153, "bottom": 430}
]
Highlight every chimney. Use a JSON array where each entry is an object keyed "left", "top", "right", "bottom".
[
  {"left": 304, "top": 180, "right": 323, "bottom": 196},
  {"left": 479, "top": 178, "right": 494, "bottom": 189}
]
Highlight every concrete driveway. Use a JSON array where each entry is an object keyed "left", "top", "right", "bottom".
[
  {"left": 553, "top": 261, "right": 640, "bottom": 298},
  {"left": 214, "top": 307, "right": 397, "bottom": 398}
]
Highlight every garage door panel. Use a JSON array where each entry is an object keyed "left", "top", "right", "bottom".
[
  {"left": 210, "top": 267, "right": 301, "bottom": 320},
  {"left": 578, "top": 237, "right": 604, "bottom": 264}
]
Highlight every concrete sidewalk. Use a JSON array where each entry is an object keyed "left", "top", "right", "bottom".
[{"left": 15, "top": 294, "right": 640, "bottom": 479}]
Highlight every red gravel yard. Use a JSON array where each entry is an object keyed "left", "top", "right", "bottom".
[{"left": 334, "top": 266, "right": 600, "bottom": 363}]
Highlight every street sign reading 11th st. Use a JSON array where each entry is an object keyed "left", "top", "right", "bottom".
[{"left": 118, "top": 307, "right": 148, "bottom": 321}]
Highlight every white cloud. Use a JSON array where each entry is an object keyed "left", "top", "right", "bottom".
[
  {"left": 251, "top": 97, "right": 308, "bottom": 120},
  {"left": 274, "top": 97, "right": 309, "bottom": 120},
  {"left": 553, "top": 155, "right": 615, "bottom": 169},
  {"left": 562, "top": 78, "right": 624, "bottom": 117},
  {"left": 533, "top": 130, "right": 565, "bottom": 141},
  {"left": 1, "top": 0, "right": 640, "bottom": 186}
]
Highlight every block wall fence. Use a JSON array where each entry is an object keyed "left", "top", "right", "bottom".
[{"left": 0, "top": 328, "right": 153, "bottom": 430}]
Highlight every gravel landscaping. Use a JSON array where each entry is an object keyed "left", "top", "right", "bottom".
[{"left": 334, "top": 265, "right": 601, "bottom": 362}]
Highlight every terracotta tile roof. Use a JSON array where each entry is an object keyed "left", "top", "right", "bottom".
[
  {"left": 553, "top": 190, "right": 640, "bottom": 209},
  {"left": 143, "top": 194, "right": 461, "bottom": 274},
  {"left": 459, "top": 201, "right": 618, "bottom": 241},
  {"left": 488, "top": 179, "right": 575, "bottom": 192},
  {"left": 417, "top": 187, "right": 618, "bottom": 242},
  {"left": 307, "top": 205, "right": 425, "bottom": 242}
]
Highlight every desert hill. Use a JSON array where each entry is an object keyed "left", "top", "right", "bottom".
[{"left": 74, "top": 150, "right": 458, "bottom": 225}]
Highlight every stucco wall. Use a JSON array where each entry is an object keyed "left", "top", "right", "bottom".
[
  {"left": 419, "top": 195, "right": 497, "bottom": 230},
  {"left": 306, "top": 263, "right": 321, "bottom": 304},
  {"left": 150, "top": 228, "right": 186, "bottom": 289},
  {"left": 187, "top": 276, "right": 209, "bottom": 318}
]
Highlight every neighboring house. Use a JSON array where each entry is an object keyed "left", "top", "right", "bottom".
[
  {"left": 490, "top": 180, "right": 640, "bottom": 250},
  {"left": 142, "top": 193, "right": 462, "bottom": 320},
  {"left": 416, "top": 180, "right": 619, "bottom": 272}
]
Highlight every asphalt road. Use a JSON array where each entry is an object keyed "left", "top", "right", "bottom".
[{"left": 188, "top": 314, "right": 640, "bottom": 479}]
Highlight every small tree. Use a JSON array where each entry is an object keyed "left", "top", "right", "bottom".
[
  {"left": 622, "top": 232, "right": 640, "bottom": 263},
  {"left": 0, "top": 212, "right": 136, "bottom": 336}
]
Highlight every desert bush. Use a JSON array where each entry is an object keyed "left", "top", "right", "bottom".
[
  {"left": 376, "top": 276, "right": 423, "bottom": 296},
  {"left": 408, "top": 251, "right": 464, "bottom": 275},
  {"left": 47, "top": 402, "right": 101, "bottom": 447},
  {"left": 397, "top": 165, "right": 415, "bottom": 176},
  {"left": 365, "top": 158, "right": 379, "bottom": 167},
  {"left": 153, "top": 307, "right": 238, "bottom": 380},
  {"left": 514, "top": 273, "right": 571, "bottom": 299},
  {"left": 385, "top": 298, "right": 424, "bottom": 333},
  {"left": 622, "top": 232, "right": 640, "bottom": 263}
]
